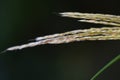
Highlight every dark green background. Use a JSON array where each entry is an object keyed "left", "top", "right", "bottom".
[{"left": 0, "top": 0, "right": 120, "bottom": 80}]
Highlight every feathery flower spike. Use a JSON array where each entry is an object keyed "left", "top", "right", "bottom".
[{"left": 3, "top": 12, "right": 120, "bottom": 52}]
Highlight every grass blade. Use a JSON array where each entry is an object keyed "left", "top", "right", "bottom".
[{"left": 90, "top": 54, "right": 120, "bottom": 80}]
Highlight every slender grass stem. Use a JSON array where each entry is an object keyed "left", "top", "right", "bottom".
[{"left": 90, "top": 54, "right": 120, "bottom": 80}]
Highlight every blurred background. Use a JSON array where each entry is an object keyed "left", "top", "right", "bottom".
[{"left": 0, "top": 0, "right": 120, "bottom": 80}]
